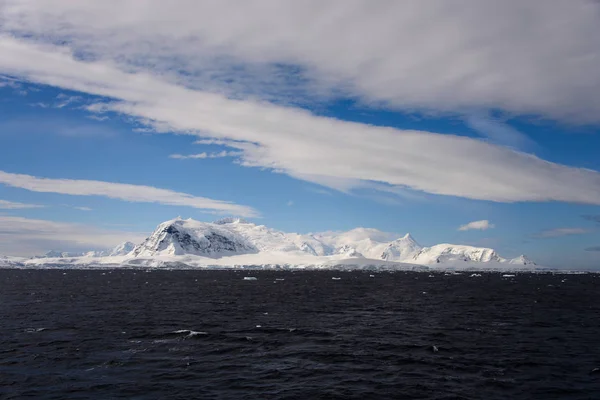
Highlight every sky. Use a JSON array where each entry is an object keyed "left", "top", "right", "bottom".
[{"left": 0, "top": 0, "right": 599, "bottom": 268}]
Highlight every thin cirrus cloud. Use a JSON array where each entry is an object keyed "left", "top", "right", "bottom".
[
  {"left": 0, "top": 199, "right": 45, "bottom": 209},
  {"left": 0, "top": 170, "right": 259, "bottom": 217},
  {"left": 169, "top": 151, "right": 242, "bottom": 160},
  {"left": 2, "top": 1, "right": 600, "bottom": 121},
  {"left": 0, "top": 215, "right": 147, "bottom": 256},
  {"left": 72, "top": 206, "right": 93, "bottom": 211},
  {"left": 0, "top": 117, "right": 117, "bottom": 139},
  {"left": 465, "top": 114, "right": 537, "bottom": 151},
  {"left": 0, "top": 38, "right": 599, "bottom": 206},
  {"left": 458, "top": 220, "right": 495, "bottom": 231},
  {"left": 534, "top": 228, "right": 593, "bottom": 238}
]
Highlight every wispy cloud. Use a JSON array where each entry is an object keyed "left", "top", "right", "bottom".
[
  {"left": 29, "top": 101, "right": 50, "bottom": 108},
  {"left": 585, "top": 246, "right": 600, "bottom": 252},
  {"left": 86, "top": 115, "right": 109, "bottom": 121},
  {"left": 0, "top": 76, "right": 20, "bottom": 88},
  {"left": 458, "top": 220, "right": 495, "bottom": 231},
  {"left": 534, "top": 227, "right": 593, "bottom": 238},
  {"left": 55, "top": 93, "right": 82, "bottom": 108},
  {"left": 0, "top": 37, "right": 597, "bottom": 206},
  {"left": 0, "top": 216, "right": 146, "bottom": 256},
  {"left": 0, "top": 117, "right": 117, "bottom": 139},
  {"left": 286, "top": 200, "right": 294, "bottom": 206},
  {"left": 169, "top": 151, "right": 241, "bottom": 160},
  {"left": 0, "top": 170, "right": 259, "bottom": 217},
  {"left": 465, "top": 114, "right": 537, "bottom": 151},
  {"left": 0, "top": 199, "right": 45, "bottom": 209},
  {"left": 306, "top": 187, "right": 333, "bottom": 196}
]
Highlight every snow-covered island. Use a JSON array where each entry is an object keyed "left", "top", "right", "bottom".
[{"left": 0, "top": 217, "right": 548, "bottom": 271}]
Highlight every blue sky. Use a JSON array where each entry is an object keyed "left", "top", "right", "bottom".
[{"left": 0, "top": 1, "right": 599, "bottom": 268}]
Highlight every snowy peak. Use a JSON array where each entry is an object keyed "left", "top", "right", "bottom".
[
  {"left": 380, "top": 234, "right": 422, "bottom": 261},
  {"left": 132, "top": 218, "right": 258, "bottom": 257},
  {"left": 107, "top": 241, "right": 136, "bottom": 257},
  {"left": 509, "top": 255, "right": 536, "bottom": 265},
  {"left": 401, "top": 233, "right": 416, "bottom": 241},
  {"left": 335, "top": 245, "right": 364, "bottom": 258}
]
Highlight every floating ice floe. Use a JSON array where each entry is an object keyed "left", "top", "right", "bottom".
[
  {"left": 243, "top": 277, "right": 257, "bottom": 281},
  {"left": 172, "top": 329, "right": 207, "bottom": 337}
]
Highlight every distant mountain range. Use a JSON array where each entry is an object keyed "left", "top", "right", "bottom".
[
  {"left": 34, "top": 242, "right": 136, "bottom": 259},
  {"left": 1, "top": 217, "right": 536, "bottom": 270}
]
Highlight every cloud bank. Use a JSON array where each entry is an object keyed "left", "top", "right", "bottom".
[
  {"left": 0, "top": 38, "right": 598, "bottom": 206},
  {"left": 0, "top": 170, "right": 258, "bottom": 217},
  {"left": 0, "top": 216, "right": 146, "bottom": 256},
  {"left": 2, "top": 1, "right": 600, "bottom": 122}
]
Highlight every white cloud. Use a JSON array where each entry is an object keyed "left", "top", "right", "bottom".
[
  {"left": 0, "top": 215, "right": 146, "bottom": 256},
  {"left": 0, "top": 36, "right": 599, "bottom": 206},
  {"left": 2, "top": 1, "right": 600, "bottom": 122},
  {"left": 0, "top": 199, "right": 44, "bottom": 209},
  {"left": 0, "top": 170, "right": 258, "bottom": 217},
  {"left": 534, "top": 227, "right": 592, "bottom": 238},
  {"left": 72, "top": 206, "right": 92, "bottom": 211},
  {"left": 287, "top": 200, "right": 294, "bottom": 206},
  {"left": 458, "top": 220, "right": 495, "bottom": 231}
]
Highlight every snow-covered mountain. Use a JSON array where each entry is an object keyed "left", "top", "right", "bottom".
[
  {"left": 37, "top": 250, "right": 85, "bottom": 258},
  {"left": 411, "top": 244, "right": 503, "bottom": 264},
  {"left": 105, "top": 241, "right": 136, "bottom": 257},
  {"left": 129, "top": 217, "right": 533, "bottom": 266},
  {"left": 3, "top": 217, "right": 537, "bottom": 269}
]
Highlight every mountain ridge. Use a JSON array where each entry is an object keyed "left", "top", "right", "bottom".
[{"left": 3, "top": 217, "right": 537, "bottom": 269}]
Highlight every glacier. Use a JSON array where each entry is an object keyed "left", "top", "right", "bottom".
[{"left": 0, "top": 217, "right": 549, "bottom": 271}]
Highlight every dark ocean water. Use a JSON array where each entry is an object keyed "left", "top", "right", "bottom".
[{"left": 1, "top": 269, "right": 599, "bottom": 399}]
